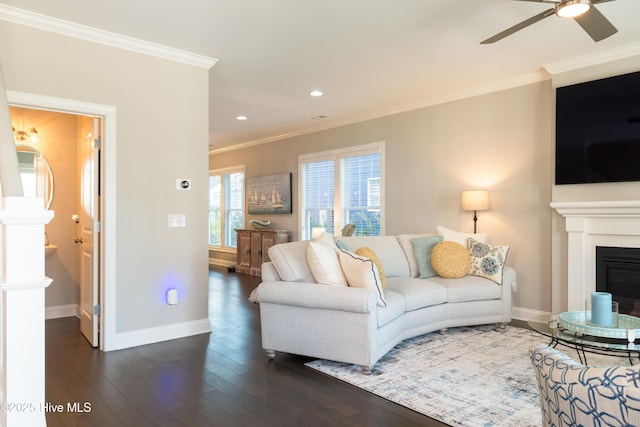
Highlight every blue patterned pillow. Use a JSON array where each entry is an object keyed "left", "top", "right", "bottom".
[{"left": 467, "top": 238, "right": 509, "bottom": 284}]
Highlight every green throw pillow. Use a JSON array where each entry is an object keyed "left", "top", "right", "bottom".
[{"left": 411, "top": 235, "right": 443, "bottom": 278}]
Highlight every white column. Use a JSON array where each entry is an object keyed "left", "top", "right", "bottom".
[
  {"left": 0, "top": 197, "right": 54, "bottom": 427},
  {"left": 565, "top": 216, "right": 587, "bottom": 312}
]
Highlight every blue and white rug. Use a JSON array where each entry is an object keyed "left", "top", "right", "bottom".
[{"left": 305, "top": 325, "right": 621, "bottom": 427}]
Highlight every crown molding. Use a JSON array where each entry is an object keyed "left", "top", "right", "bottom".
[
  {"left": 543, "top": 42, "right": 640, "bottom": 76},
  {"left": 0, "top": 4, "right": 217, "bottom": 69}
]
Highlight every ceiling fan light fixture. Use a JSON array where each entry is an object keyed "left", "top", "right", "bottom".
[{"left": 556, "top": 0, "right": 591, "bottom": 18}]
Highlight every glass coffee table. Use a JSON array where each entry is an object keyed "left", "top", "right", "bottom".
[{"left": 528, "top": 312, "right": 640, "bottom": 365}]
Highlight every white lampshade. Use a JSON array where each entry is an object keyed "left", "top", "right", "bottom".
[{"left": 461, "top": 190, "right": 491, "bottom": 212}]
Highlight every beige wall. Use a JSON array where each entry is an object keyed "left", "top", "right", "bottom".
[
  {"left": 211, "top": 81, "right": 554, "bottom": 317},
  {"left": 1, "top": 21, "right": 210, "bottom": 338}
]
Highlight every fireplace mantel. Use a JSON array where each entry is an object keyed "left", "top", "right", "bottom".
[
  {"left": 551, "top": 201, "right": 640, "bottom": 217},
  {"left": 552, "top": 200, "right": 640, "bottom": 312}
]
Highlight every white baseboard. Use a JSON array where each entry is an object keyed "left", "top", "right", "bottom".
[
  {"left": 209, "top": 258, "right": 236, "bottom": 270},
  {"left": 45, "top": 304, "right": 79, "bottom": 319},
  {"left": 512, "top": 305, "right": 550, "bottom": 322},
  {"left": 113, "top": 318, "right": 212, "bottom": 350}
]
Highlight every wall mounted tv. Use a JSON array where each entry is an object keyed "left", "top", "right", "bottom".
[{"left": 555, "top": 70, "right": 640, "bottom": 185}]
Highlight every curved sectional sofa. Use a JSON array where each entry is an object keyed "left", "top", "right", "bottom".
[{"left": 256, "top": 231, "right": 516, "bottom": 372}]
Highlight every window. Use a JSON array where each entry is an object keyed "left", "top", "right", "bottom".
[
  {"left": 209, "top": 167, "right": 244, "bottom": 248},
  {"left": 300, "top": 142, "right": 384, "bottom": 240}
]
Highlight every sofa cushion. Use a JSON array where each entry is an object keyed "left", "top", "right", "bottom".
[
  {"left": 385, "top": 277, "right": 447, "bottom": 311},
  {"left": 426, "top": 275, "right": 502, "bottom": 303},
  {"left": 436, "top": 225, "right": 487, "bottom": 246},
  {"left": 338, "top": 249, "right": 386, "bottom": 307},
  {"left": 431, "top": 241, "right": 471, "bottom": 279},
  {"left": 268, "top": 240, "right": 315, "bottom": 283},
  {"left": 468, "top": 238, "right": 510, "bottom": 284},
  {"left": 377, "top": 290, "right": 405, "bottom": 327},
  {"left": 307, "top": 233, "right": 347, "bottom": 286},
  {"left": 411, "top": 235, "right": 443, "bottom": 279},
  {"left": 396, "top": 233, "right": 436, "bottom": 278},
  {"left": 336, "top": 236, "right": 410, "bottom": 278},
  {"left": 355, "top": 246, "right": 387, "bottom": 288}
]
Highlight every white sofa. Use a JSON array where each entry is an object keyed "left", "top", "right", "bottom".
[{"left": 256, "top": 231, "right": 516, "bottom": 372}]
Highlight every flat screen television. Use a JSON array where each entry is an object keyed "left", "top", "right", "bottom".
[{"left": 555, "top": 70, "right": 640, "bottom": 185}]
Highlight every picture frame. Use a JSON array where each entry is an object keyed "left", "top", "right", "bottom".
[{"left": 247, "top": 172, "right": 292, "bottom": 215}]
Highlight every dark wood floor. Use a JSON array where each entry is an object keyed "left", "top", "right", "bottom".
[{"left": 44, "top": 267, "right": 451, "bottom": 426}]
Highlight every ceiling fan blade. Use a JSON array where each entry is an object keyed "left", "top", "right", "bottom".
[
  {"left": 481, "top": 8, "right": 555, "bottom": 44},
  {"left": 574, "top": 6, "right": 618, "bottom": 42}
]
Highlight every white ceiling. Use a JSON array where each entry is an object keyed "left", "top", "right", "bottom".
[{"left": 2, "top": 0, "right": 640, "bottom": 149}]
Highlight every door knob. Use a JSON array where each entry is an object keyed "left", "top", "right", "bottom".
[{"left": 75, "top": 238, "right": 83, "bottom": 244}]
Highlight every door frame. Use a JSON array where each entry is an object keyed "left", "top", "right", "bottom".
[{"left": 8, "top": 90, "right": 117, "bottom": 351}]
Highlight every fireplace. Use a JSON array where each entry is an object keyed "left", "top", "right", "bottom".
[
  {"left": 551, "top": 201, "right": 640, "bottom": 313},
  {"left": 596, "top": 246, "right": 640, "bottom": 316}
]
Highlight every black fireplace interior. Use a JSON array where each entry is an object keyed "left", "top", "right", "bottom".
[{"left": 596, "top": 246, "right": 640, "bottom": 316}]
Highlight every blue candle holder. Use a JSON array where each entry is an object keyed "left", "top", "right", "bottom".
[{"left": 591, "top": 292, "right": 612, "bottom": 327}]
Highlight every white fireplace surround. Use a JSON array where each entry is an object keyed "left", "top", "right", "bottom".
[{"left": 551, "top": 201, "right": 640, "bottom": 312}]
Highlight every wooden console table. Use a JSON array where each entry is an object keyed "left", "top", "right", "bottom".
[{"left": 235, "top": 229, "right": 290, "bottom": 277}]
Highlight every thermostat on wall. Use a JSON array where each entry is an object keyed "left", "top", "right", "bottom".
[{"left": 176, "top": 179, "right": 191, "bottom": 191}]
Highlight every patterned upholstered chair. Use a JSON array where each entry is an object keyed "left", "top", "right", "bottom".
[{"left": 529, "top": 344, "right": 640, "bottom": 426}]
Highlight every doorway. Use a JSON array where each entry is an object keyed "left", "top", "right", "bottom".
[{"left": 8, "top": 91, "right": 117, "bottom": 350}]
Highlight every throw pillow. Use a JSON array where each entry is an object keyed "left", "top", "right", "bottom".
[
  {"left": 431, "top": 241, "right": 471, "bottom": 279},
  {"left": 468, "top": 238, "right": 510, "bottom": 284},
  {"left": 268, "top": 240, "right": 315, "bottom": 283},
  {"left": 338, "top": 249, "right": 386, "bottom": 307},
  {"left": 355, "top": 247, "right": 387, "bottom": 289},
  {"left": 411, "top": 235, "right": 443, "bottom": 278},
  {"left": 306, "top": 233, "right": 347, "bottom": 286},
  {"left": 436, "top": 225, "right": 487, "bottom": 247}
]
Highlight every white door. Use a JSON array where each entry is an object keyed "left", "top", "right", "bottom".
[{"left": 79, "top": 116, "right": 101, "bottom": 346}]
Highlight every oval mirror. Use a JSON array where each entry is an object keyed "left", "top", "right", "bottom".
[{"left": 16, "top": 144, "right": 54, "bottom": 210}]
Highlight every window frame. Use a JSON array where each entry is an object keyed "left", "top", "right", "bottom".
[
  {"left": 298, "top": 141, "right": 385, "bottom": 240},
  {"left": 209, "top": 165, "right": 245, "bottom": 250}
]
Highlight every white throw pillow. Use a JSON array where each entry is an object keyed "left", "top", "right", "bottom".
[
  {"left": 436, "top": 225, "right": 487, "bottom": 247},
  {"left": 268, "top": 240, "right": 315, "bottom": 282},
  {"left": 306, "top": 233, "right": 347, "bottom": 286},
  {"left": 338, "top": 249, "right": 386, "bottom": 307}
]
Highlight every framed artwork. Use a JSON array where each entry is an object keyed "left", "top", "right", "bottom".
[{"left": 247, "top": 172, "right": 292, "bottom": 214}]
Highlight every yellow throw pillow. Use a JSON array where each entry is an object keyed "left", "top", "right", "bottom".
[
  {"left": 355, "top": 247, "right": 387, "bottom": 289},
  {"left": 431, "top": 241, "right": 471, "bottom": 278}
]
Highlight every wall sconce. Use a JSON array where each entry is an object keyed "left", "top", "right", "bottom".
[
  {"left": 461, "top": 190, "right": 491, "bottom": 233},
  {"left": 13, "top": 126, "right": 38, "bottom": 143}
]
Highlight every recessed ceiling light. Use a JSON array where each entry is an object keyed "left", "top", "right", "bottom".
[
  {"left": 236, "top": 115, "right": 247, "bottom": 121},
  {"left": 310, "top": 90, "right": 323, "bottom": 97}
]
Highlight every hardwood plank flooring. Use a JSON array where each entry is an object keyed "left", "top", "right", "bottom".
[{"left": 44, "top": 267, "right": 451, "bottom": 426}]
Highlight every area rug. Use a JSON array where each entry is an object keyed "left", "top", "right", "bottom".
[{"left": 305, "top": 325, "right": 621, "bottom": 427}]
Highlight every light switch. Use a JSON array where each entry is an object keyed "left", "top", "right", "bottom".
[{"left": 168, "top": 214, "right": 186, "bottom": 227}]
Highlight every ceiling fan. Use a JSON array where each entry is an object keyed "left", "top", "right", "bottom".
[{"left": 481, "top": 0, "right": 618, "bottom": 44}]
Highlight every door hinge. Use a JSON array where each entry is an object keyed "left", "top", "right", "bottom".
[
  {"left": 93, "top": 304, "right": 100, "bottom": 316},
  {"left": 94, "top": 138, "right": 102, "bottom": 150},
  {"left": 95, "top": 221, "right": 101, "bottom": 232}
]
